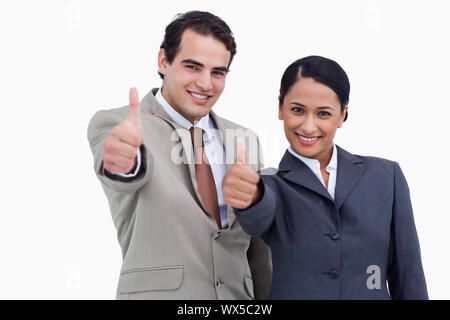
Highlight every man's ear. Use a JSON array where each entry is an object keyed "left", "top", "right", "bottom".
[
  {"left": 278, "top": 96, "right": 283, "bottom": 120},
  {"left": 158, "top": 48, "right": 168, "bottom": 76},
  {"left": 338, "top": 105, "right": 349, "bottom": 128}
]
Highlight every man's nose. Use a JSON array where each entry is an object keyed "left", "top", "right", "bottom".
[{"left": 195, "top": 71, "right": 213, "bottom": 92}]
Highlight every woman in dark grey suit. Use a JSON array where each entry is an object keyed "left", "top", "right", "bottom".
[{"left": 222, "top": 56, "right": 428, "bottom": 299}]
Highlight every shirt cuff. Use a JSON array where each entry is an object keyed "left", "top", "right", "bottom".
[{"left": 116, "top": 147, "right": 142, "bottom": 178}]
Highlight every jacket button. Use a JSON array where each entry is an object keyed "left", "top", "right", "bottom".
[
  {"left": 214, "top": 232, "right": 221, "bottom": 240},
  {"left": 329, "top": 269, "right": 339, "bottom": 279},
  {"left": 216, "top": 279, "right": 224, "bottom": 288},
  {"left": 329, "top": 231, "right": 340, "bottom": 240}
]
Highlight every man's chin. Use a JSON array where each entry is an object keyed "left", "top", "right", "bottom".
[{"left": 188, "top": 105, "right": 213, "bottom": 118}]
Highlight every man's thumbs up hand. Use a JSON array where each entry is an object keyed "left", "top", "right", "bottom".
[
  {"left": 127, "top": 87, "right": 142, "bottom": 126},
  {"left": 102, "top": 87, "right": 143, "bottom": 174},
  {"left": 222, "top": 138, "right": 262, "bottom": 209}
]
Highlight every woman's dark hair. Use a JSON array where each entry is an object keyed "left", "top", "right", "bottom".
[
  {"left": 158, "top": 11, "right": 237, "bottom": 79},
  {"left": 279, "top": 55, "right": 350, "bottom": 121}
]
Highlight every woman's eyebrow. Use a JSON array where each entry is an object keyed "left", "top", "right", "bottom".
[
  {"left": 317, "top": 106, "right": 335, "bottom": 110},
  {"left": 289, "top": 102, "right": 335, "bottom": 110},
  {"left": 289, "top": 102, "right": 306, "bottom": 107}
]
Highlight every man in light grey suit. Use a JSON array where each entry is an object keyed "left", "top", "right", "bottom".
[{"left": 87, "top": 11, "right": 271, "bottom": 299}]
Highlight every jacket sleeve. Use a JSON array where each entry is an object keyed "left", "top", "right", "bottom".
[
  {"left": 387, "top": 162, "right": 428, "bottom": 299},
  {"left": 242, "top": 130, "right": 273, "bottom": 299},
  {"left": 234, "top": 176, "right": 277, "bottom": 240},
  {"left": 87, "top": 109, "right": 153, "bottom": 194}
]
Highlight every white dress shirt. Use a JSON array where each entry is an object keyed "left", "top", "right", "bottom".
[
  {"left": 288, "top": 144, "right": 338, "bottom": 199},
  {"left": 120, "top": 88, "right": 228, "bottom": 228}
]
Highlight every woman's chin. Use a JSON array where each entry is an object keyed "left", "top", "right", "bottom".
[{"left": 291, "top": 145, "right": 318, "bottom": 159}]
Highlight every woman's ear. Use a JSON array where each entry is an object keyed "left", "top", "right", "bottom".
[
  {"left": 278, "top": 96, "right": 283, "bottom": 120},
  {"left": 338, "top": 105, "right": 348, "bottom": 128}
]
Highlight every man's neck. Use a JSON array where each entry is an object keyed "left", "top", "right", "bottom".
[{"left": 161, "top": 87, "right": 200, "bottom": 125}]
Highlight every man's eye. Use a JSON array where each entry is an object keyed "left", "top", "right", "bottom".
[
  {"left": 212, "top": 71, "right": 225, "bottom": 77},
  {"left": 186, "top": 65, "right": 198, "bottom": 70}
]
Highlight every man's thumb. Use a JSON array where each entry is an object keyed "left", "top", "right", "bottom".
[
  {"left": 127, "top": 87, "right": 141, "bottom": 124},
  {"left": 236, "top": 137, "right": 249, "bottom": 166}
]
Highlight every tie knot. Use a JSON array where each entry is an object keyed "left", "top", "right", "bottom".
[{"left": 190, "top": 127, "right": 204, "bottom": 148}]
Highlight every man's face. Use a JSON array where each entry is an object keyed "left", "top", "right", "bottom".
[{"left": 158, "top": 29, "right": 231, "bottom": 124}]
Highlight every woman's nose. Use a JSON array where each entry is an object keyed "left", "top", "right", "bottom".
[{"left": 301, "top": 115, "right": 317, "bottom": 133}]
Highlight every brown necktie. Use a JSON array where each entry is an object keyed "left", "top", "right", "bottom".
[{"left": 190, "top": 127, "right": 222, "bottom": 229}]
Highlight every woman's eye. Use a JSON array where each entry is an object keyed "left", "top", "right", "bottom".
[
  {"left": 319, "top": 111, "right": 331, "bottom": 116},
  {"left": 292, "top": 107, "right": 304, "bottom": 113}
]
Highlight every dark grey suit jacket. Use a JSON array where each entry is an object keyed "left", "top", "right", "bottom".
[{"left": 234, "top": 145, "right": 428, "bottom": 299}]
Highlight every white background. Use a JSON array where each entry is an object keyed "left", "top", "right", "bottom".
[{"left": 1, "top": 0, "right": 449, "bottom": 299}]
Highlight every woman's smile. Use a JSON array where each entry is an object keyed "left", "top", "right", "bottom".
[{"left": 296, "top": 133, "right": 322, "bottom": 146}]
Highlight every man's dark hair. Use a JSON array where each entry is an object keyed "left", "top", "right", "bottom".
[
  {"left": 158, "top": 11, "right": 237, "bottom": 79},
  {"left": 279, "top": 55, "right": 350, "bottom": 121}
]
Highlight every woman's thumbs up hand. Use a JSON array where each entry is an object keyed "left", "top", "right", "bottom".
[{"left": 222, "top": 138, "right": 262, "bottom": 209}]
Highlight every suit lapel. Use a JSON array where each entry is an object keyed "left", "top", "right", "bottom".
[
  {"left": 210, "top": 110, "right": 232, "bottom": 172},
  {"left": 334, "top": 145, "right": 365, "bottom": 210},
  {"left": 278, "top": 146, "right": 366, "bottom": 209},
  {"left": 279, "top": 150, "right": 335, "bottom": 203},
  {"left": 141, "top": 89, "right": 207, "bottom": 213},
  {"left": 210, "top": 110, "right": 236, "bottom": 228}
]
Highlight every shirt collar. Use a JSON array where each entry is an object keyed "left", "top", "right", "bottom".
[
  {"left": 327, "top": 143, "right": 338, "bottom": 170},
  {"left": 155, "top": 87, "right": 212, "bottom": 131},
  {"left": 288, "top": 143, "right": 338, "bottom": 171}
]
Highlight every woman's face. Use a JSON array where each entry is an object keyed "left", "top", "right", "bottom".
[{"left": 278, "top": 77, "right": 348, "bottom": 166}]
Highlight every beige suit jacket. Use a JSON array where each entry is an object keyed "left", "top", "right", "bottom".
[{"left": 87, "top": 88, "right": 272, "bottom": 299}]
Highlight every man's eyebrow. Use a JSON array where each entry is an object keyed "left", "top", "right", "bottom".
[
  {"left": 181, "top": 59, "right": 204, "bottom": 67},
  {"left": 181, "top": 59, "right": 229, "bottom": 73},
  {"left": 212, "top": 66, "right": 229, "bottom": 73}
]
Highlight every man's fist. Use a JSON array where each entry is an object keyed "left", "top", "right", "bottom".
[
  {"left": 222, "top": 138, "right": 261, "bottom": 209},
  {"left": 102, "top": 87, "right": 143, "bottom": 174}
]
